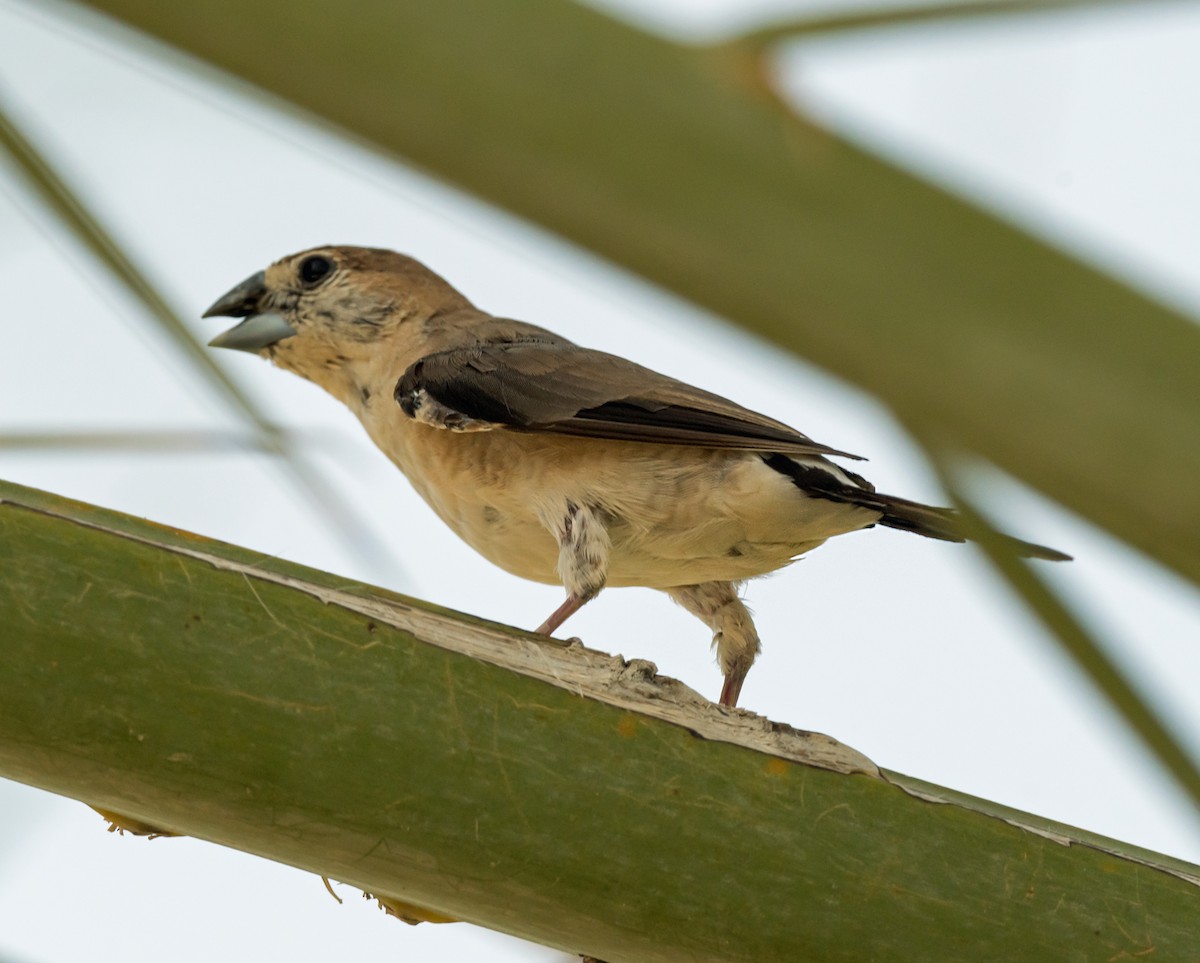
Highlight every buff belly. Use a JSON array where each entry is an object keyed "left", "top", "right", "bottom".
[{"left": 366, "top": 412, "right": 880, "bottom": 589}]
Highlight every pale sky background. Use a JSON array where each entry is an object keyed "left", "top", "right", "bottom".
[{"left": 1, "top": 0, "right": 1198, "bottom": 960}]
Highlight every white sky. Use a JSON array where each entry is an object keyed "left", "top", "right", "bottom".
[{"left": 1, "top": 1, "right": 1198, "bottom": 960}]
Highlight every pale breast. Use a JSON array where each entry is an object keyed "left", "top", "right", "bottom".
[{"left": 362, "top": 406, "right": 564, "bottom": 583}]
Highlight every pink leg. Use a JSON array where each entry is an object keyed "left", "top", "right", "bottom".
[
  {"left": 719, "top": 667, "right": 749, "bottom": 708},
  {"left": 535, "top": 594, "right": 590, "bottom": 636}
]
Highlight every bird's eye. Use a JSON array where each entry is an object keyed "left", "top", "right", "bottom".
[{"left": 298, "top": 255, "right": 334, "bottom": 287}]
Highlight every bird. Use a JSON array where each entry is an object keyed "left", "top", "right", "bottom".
[{"left": 204, "top": 245, "right": 1069, "bottom": 707}]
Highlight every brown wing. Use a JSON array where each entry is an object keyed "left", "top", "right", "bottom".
[{"left": 394, "top": 339, "right": 863, "bottom": 460}]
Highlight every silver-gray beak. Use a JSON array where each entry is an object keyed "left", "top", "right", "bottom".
[
  {"left": 208, "top": 313, "right": 297, "bottom": 353},
  {"left": 203, "top": 270, "right": 297, "bottom": 353}
]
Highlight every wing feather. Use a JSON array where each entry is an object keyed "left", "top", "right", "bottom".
[{"left": 395, "top": 339, "right": 863, "bottom": 460}]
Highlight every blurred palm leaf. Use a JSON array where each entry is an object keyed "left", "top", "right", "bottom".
[
  {"left": 936, "top": 465, "right": 1200, "bottom": 810},
  {"left": 733, "top": 0, "right": 1174, "bottom": 41},
  {"left": 0, "top": 429, "right": 267, "bottom": 452}
]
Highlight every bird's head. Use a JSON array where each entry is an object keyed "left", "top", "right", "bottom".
[{"left": 204, "top": 245, "right": 472, "bottom": 394}]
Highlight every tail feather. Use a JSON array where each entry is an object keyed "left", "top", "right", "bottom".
[
  {"left": 873, "top": 493, "right": 1072, "bottom": 562},
  {"left": 761, "top": 454, "right": 1071, "bottom": 562}
]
